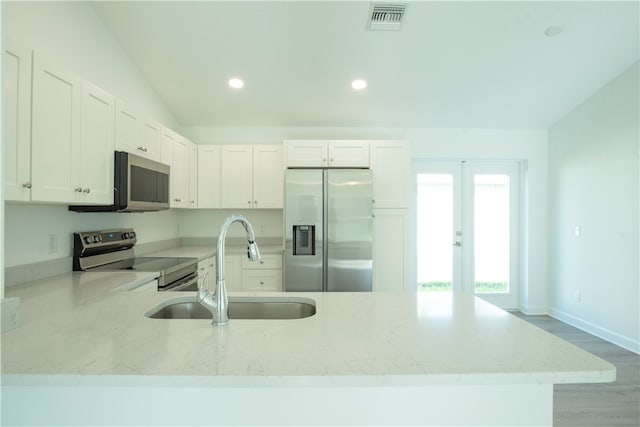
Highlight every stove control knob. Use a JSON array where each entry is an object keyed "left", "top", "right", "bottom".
[
  {"left": 84, "top": 235, "right": 94, "bottom": 244},
  {"left": 122, "top": 232, "right": 129, "bottom": 239},
  {"left": 130, "top": 231, "right": 136, "bottom": 238},
  {"left": 95, "top": 235, "right": 102, "bottom": 243}
]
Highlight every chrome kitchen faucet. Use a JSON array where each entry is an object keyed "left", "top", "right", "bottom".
[{"left": 198, "top": 214, "right": 261, "bottom": 325}]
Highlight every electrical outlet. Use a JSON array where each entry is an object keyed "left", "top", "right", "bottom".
[
  {"left": 574, "top": 226, "right": 581, "bottom": 237},
  {"left": 574, "top": 290, "right": 582, "bottom": 303},
  {"left": 48, "top": 234, "right": 58, "bottom": 254}
]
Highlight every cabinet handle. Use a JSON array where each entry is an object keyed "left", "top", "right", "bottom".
[
  {"left": 260, "top": 281, "right": 264, "bottom": 285},
  {"left": 174, "top": 198, "right": 181, "bottom": 202},
  {"left": 330, "top": 158, "right": 334, "bottom": 162},
  {"left": 22, "top": 182, "right": 32, "bottom": 189},
  {"left": 83, "top": 188, "right": 91, "bottom": 193},
  {"left": 75, "top": 187, "right": 83, "bottom": 192},
  {"left": 247, "top": 201, "right": 251, "bottom": 205},
  {"left": 254, "top": 200, "right": 258, "bottom": 205}
]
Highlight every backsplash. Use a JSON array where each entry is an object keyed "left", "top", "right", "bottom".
[{"left": 4, "top": 204, "right": 283, "bottom": 269}]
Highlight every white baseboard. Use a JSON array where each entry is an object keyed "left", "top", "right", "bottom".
[
  {"left": 518, "top": 304, "right": 548, "bottom": 315},
  {"left": 549, "top": 307, "right": 640, "bottom": 355}
]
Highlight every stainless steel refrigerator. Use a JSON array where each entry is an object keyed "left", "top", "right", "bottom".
[{"left": 284, "top": 169, "right": 373, "bottom": 292}]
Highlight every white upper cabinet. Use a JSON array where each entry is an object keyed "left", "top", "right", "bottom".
[
  {"left": 220, "top": 144, "right": 283, "bottom": 209},
  {"left": 188, "top": 141, "right": 198, "bottom": 208},
  {"left": 327, "top": 140, "right": 370, "bottom": 167},
  {"left": 197, "top": 145, "right": 221, "bottom": 208},
  {"left": 170, "top": 136, "right": 190, "bottom": 208},
  {"left": 253, "top": 145, "right": 283, "bottom": 208},
  {"left": 220, "top": 145, "right": 254, "bottom": 209},
  {"left": 31, "top": 54, "right": 115, "bottom": 205},
  {"left": 370, "top": 140, "right": 410, "bottom": 208},
  {"left": 160, "top": 126, "right": 176, "bottom": 166},
  {"left": 31, "top": 54, "right": 82, "bottom": 203},
  {"left": 78, "top": 81, "right": 115, "bottom": 204},
  {"left": 284, "top": 140, "right": 328, "bottom": 167},
  {"left": 284, "top": 140, "right": 369, "bottom": 168},
  {"left": 115, "top": 100, "right": 161, "bottom": 161},
  {"left": 3, "top": 38, "right": 32, "bottom": 202}
]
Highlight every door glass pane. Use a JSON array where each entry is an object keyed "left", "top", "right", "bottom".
[
  {"left": 473, "top": 174, "right": 509, "bottom": 293},
  {"left": 416, "top": 174, "right": 453, "bottom": 292}
]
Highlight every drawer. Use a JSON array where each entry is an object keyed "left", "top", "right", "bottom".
[
  {"left": 242, "top": 253, "right": 282, "bottom": 270},
  {"left": 241, "top": 270, "right": 282, "bottom": 292}
]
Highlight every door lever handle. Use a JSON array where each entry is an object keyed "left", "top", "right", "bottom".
[{"left": 452, "top": 242, "right": 462, "bottom": 247}]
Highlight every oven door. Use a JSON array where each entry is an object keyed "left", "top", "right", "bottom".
[{"left": 162, "top": 273, "right": 199, "bottom": 292}]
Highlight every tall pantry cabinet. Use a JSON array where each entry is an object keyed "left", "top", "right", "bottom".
[{"left": 370, "top": 141, "right": 410, "bottom": 292}]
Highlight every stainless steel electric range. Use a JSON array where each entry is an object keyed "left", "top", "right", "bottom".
[{"left": 73, "top": 228, "right": 198, "bottom": 291}]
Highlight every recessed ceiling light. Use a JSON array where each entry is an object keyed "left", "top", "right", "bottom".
[
  {"left": 352, "top": 79, "right": 367, "bottom": 90},
  {"left": 228, "top": 78, "right": 244, "bottom": 89},
  {"left": 544, "top": 26, "right": 563, "bottom": 37}
]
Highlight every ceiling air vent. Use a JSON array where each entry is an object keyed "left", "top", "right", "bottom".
[{"left": 368, "top": 2, "right": 407, "bottom": 31}]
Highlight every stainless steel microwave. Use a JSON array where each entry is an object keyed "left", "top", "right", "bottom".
[{"left": 69, "top": 151, "right": 170, "bottom": 212}]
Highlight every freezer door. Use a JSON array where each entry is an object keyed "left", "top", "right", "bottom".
[
  {"left": 284, "top": 169, "right": 323, "bottom": 291},
  {"left": 327, "top": 169, "right": 373, "bottom": 291}
]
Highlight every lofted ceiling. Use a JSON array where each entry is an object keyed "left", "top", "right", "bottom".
[{"left": 92, "top": 1, "right": 639, "bottom": 129}]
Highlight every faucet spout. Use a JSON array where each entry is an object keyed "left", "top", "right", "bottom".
[{"left": 198, "top": 214, "right": 261, "bottom": 326}]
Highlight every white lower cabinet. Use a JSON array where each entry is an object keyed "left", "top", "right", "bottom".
[
  {"left": 241, "top": 254, "right": 283, "bottom": 292},
  {"left": 197, "top": 256, "right": 216, "bottom": 291},
  {"left": 372, "top": 209, "right": 409, "bottom": 292}
]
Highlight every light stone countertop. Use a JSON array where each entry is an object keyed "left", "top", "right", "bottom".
[{"left": 1, "top": 270, "right": 615, "bottom": 387}]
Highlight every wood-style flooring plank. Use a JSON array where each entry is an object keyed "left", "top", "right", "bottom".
[{"left": 513, "top": 313, "right": 639, "bottom": 427}]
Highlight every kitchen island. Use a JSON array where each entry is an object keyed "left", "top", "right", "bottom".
[{"left": 2, "top": 272, "right": 615, "bottom": 426}]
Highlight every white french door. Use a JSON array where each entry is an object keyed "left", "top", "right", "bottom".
[{"left": 413, "top": 160, "right": 521, "bottom": 309}]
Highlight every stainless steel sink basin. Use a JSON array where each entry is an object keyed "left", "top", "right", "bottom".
[{"left": 145, "top": 296, "right": 316, "bottom": 320}]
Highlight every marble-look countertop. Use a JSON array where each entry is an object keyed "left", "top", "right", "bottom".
[{"left": 1, "top": 269, "right": 615, "bottom": 387}]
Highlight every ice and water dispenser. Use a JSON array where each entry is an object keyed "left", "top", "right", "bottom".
[{"left": 292, "top": 225, "right": 315, "bottom": 255}]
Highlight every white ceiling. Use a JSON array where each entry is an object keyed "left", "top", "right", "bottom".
[{"left": 92, "top": 1, "right": 639, "bottom": 129}]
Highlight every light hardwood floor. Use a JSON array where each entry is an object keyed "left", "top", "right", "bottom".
[{"left": 513, "top": 313, "right": 640, "bottom": 426}]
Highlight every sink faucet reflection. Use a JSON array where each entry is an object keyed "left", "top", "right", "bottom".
[{"left": 198, "top": 214, "right": 261, "bottom": 325}]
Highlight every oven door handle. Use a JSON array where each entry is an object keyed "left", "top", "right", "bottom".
[{"left": 165, "top": 274, "right": 199, "bottom": 292}]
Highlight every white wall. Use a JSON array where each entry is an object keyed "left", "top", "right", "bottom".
[
  {"left": 2, "top": 1, "right": 178, "bottom": 128},
  {"left": 548, "top": 62, "right": 639, "bottom": 353},
  {"left": 3, "top": 204, "right": 179, "bottom": 268}
]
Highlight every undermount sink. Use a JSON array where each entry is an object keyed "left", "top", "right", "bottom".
[{"left": 145, "top": 296, "right": 316, "bottom": 320}]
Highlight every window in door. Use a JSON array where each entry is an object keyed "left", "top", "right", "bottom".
[{"left": 413, "top": 160, "right": 521, "bottom": 309}]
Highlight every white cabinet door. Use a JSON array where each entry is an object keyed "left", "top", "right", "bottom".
[
  {"left": 328, "top": 141, "right": 370, "bottom": 167},
  {"left": 197, "top": 145, "right": 221, "bottom": 208},
  {"left": 31, "top": 54, "right": 82, "bottom": 203},
  {"left": 373, "top": 209, "right": 409, "bottom": 292},
  {"left": 140, "top": 119, "right": 162, "bottom": 162},
  {"left": 370, "top": 140, "right": 410, "bottom": 208},
  {"left": 253, "top": 145, "right": 283, "bottom": 208},
  {"left": 171, "top": 137, "right": 189, "bottom": 208},
  {"left": 78, "top": 81, "right": 115, "bottom": 204},
  {"left": 160, "top": 127, "right": 176, "bottom": 166},
  {"left": 115, "top": 101, "right": 161, "bottom": 161},
  {"left": 284, "top": 140, "right": 328, "bottom": 167},
  {"left": 220, "top": 145, "right": 253, "bottom": 208},
  {"left": 3, "top": 39, "right": 32, "bottom": 201},
  {"left": 242, "top": 269, "right": 283, "bottom": 292},
  {"left": 284, "top": 140, "right": 370, "bottom": 167},
  {"left": 188, "top": 142, "right": 198, "bottom": 208}
]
